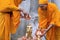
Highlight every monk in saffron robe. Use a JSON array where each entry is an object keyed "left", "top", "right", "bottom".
[
  {"left": 36, "top": 0, "right": 60, "bottom": 40},
  {"left": 0, "top": 0, "right": 30, "bottom": 40}
]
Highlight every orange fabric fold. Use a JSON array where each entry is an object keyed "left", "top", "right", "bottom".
[
  {"left": 0, "top": 0, "right": 22, "bottom": 40},
  {"left": 38, "top": 2, "right": 60, "bottom": 40}
]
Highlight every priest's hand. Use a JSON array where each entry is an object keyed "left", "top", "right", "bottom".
[
  {"left": 35, "top": 29, "right": 47, "bottom": 37},
  {"left": 20, "top": 13, "right": 31, "bottom": 20},
  {"left": 23, "top": 13, "right": 31, "bottom": 20},
  {"left": 19, "top": 8, "right": 31, "bottom": 20}
]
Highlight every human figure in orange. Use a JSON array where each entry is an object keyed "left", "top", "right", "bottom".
[
  {"left": 0, "top": 0, "right": 30, "bottom": 40},
  {"left": 36, "top": 0, "right": 60, "bottom": 40}
]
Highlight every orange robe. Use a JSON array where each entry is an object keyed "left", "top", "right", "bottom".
[
  {"left": 54, "top": 11, "right": 60, "bottom": 40},
  {"left": 38, "top": 3, "right": 60, "bottom": 40},
  {"left": 0, "top": 0, "right": 22, "bottom": 40},
  {"left": 10, "top": 0, "right": 22, "bottom": 34},
  {"left": 14, "top": 0, "right": 22, "bottom": 7}
]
